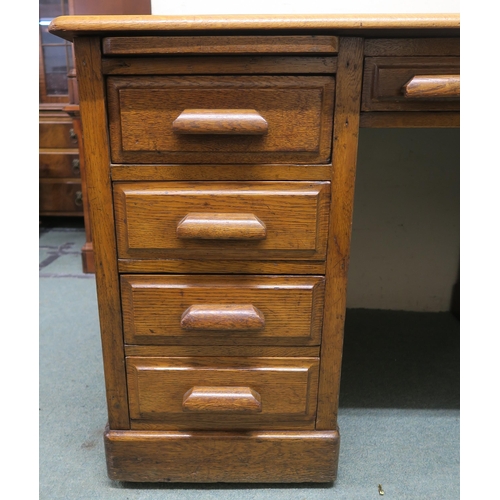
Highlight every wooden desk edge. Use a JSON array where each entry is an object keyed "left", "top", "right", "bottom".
[{"left": 49, "top": 13, "right": 460, "bottom": 41}]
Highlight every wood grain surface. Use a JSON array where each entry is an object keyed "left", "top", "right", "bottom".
[
  {"left": 103, "top": 35, "right": 339, "bottom": 55},
  {"left": 110, "top": 164, "right": 332, "bottom": 182},
  {"left": 113, "top": 181, "right": 331, "bottom": 261},
  {"left": 364, "top": 37, "right": 460, "bottom": 56},
  {"left": 121, "top": 274, "right": 325, "bottom": 345},
  {"left": 403, "top": 74, "right": 460, "bottom": 98},
  {"left": 39, "top": 152, "right": 80, "bottom": 178},
  {"left": 182, "top": 386, "right": 262, "bottom": 413},
  {"left": 118, "top": 259, "right": 326, "bottom": 275},
  {"left": 360, "top": 111, "right": 460, "bottom": 128},
  {"left": 39, "top": 120, "right": 78, "bottom": 149},
  {"left": 126, "top": 356, "right": 319, "bottom": 429},
  {"left": 107, "top": 75, "right": 335, "bottom": 164},
  {"left": 39, "top": 179, "right": 83, "bottom": 215},
  {"left": 49, "top": 13, "right": 460, "bottom": 42},
  {"left": 172, "top": 109, "right": 269, "bottom": 135},
  {"left": 73, "top": 37, "right": 130, "bottom": 429},
  {"left": 180, "top": 304, "right": 266, "bottom": 332},
  {"left": 176, "top": 213, "right": 267, "bottom": 240},
  {"left": 124, "top": 345, "right": 320, "bottom": 357},
  {"left": 362, "top": 56, "right": 460, "bottom": 111},
  {"left": 316, "top": 37, "right": 364, "bottom": 430},
  {"left": 104, "top": 427, "right": 339, "bottom": 482},
  {"left": 102, "top": 56, "right": 337, "bottom": 76}
]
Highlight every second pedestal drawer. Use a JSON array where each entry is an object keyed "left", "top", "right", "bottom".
[
  {"left": 113, "top": 181, "right": 330, "bottom": 261},
  {"left": 121, "top": 274, "right": 325, "bottom": 346},
  {"left": 126, "top": 356, "right": 319, "bottom": 430}
]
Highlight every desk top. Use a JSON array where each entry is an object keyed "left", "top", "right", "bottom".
[{"left": 49, "top": 13, "right": 460, "bottom": 41}]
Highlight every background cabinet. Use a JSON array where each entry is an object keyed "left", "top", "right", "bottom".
[
  {"left": 39, "top": 0, "right": 82, "bottom": 217},
  {"left": 39, "top": 0, "right": 152, "bottom": 272}
]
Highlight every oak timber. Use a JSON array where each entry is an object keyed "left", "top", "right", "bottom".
[
  {"left": 73, "top": 37, "right": 130, "bottom": 429},
  {"left": 105, "top": 428, "right": 340, "bottom": 482}
]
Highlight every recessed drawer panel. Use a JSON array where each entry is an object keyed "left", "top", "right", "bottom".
[
  {"left": 362, "top": 57, "right": 460, "bottom": 111},
  {"left": 126, "top": 356, "right": 319, "bottom": 430},
  {"left": 121, "top": 275, "right": 325, "bottom": 346},
  {"left": 107, "top": 76, "right": 335, "bottom": 164},
  {"left": 113, "top": 181, "right": 330, "bottom": 261}
]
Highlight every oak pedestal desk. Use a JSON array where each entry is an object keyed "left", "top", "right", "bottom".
[{"left": 49, "top": 14, "right": 460, "bottom": 483}]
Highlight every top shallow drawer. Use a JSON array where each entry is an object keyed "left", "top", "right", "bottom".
[
  {"left": 102, "top": 35, "right": 339, "bottom": 56},
  {"left": 362, "top": 56, "right": 460, "bottom": 112},
  {"left": 107, "top": 75, "right": 335, "bottom": 164}
]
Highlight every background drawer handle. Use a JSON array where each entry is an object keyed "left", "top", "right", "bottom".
[
  {"left": 74, "top": 190, "right": 83, "bottom": 207},
  {"left": 182, "top": 386, "right": 262, "bottom": 413},
  {"left": 172, "top": 109, "right": 268, "bottom": 135},
  {"left": 181, "top": 304, "right": 265, "bottom": 331},
  {"left": 176, "top": 213, "right": 267, "bottom": 240},
  {"left": 71, "top": 158, "right": 80, "bottom": 175},
  {"left": 403, "top": 75, "right": 460, "bottom": 98}
]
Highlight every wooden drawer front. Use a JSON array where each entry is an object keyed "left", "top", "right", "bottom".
[
  {"left": 39, "top": 152, "right": 80, "bottom": 178},
  {"left": 362, "top": 57, "right": 460, "bottom": 111},
  {"left": 127, "top": 357, "right": 319, "bottom": 430},
  {"left": 114, "top": 181, "right": 330, "bottom": 261},
  {"left": 39, "top": 180, "right": 83, "bottom": 215},
  {"left": 39, "top": 122, "right": 78, "bottom": 149},
  {"left": 103, "top": 35, "right": 339, "bottom": 55},
  {"left": 121, "top": 275, "right": 325, "bottom": 346},
  {"left": 107, "top": 76, "right": 335, "bottom": 164}
]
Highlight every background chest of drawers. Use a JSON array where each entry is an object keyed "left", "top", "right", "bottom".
[
  {"left": 39, "top": 108, "right": 83, "bottom": 216},
  {"left": 49, "top": 14, "right": 459, "bottom": 484}
]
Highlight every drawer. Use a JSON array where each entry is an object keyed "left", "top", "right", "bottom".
[
  {"left": 39, "top": 121, "right": 79, "bottom": 149},
  {"left": 39, "top": 152, "right": 80, "bottom": 178},
  {"left": 121, "top": 275, "right": 325, "bottom": 346},
  {"left": 126, "top": 356, "right": 319, "bottom": 430},
  {"left": 39, "top": 179, "right": 83, "bottom": 215},
  {"left": 102, "top": 35, "right": 339, "bottom": 56},
  {"left": 362, "top": 57, "right": 460, "bottom": 111},
  {"left": 113, "top": 181, "right": 330, "bottom": 261},
  {"left": 107, "top": 75, "right": 335, "bottom": 164}
]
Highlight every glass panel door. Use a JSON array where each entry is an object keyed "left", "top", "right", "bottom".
[{"left": 39, "top": 0, "right": 73, "bottom": 103}]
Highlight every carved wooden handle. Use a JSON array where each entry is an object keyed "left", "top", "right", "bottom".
[
  {"left": 176, "top": 213, "right": 267, "bottom": 240},
  {"left": 403, "top": 75, "right": 460, "bottom": 98},
  {"left": 182, "top": 386, "right": 262, "bottom": 413},
  {"left": 180, "top": 304, "right": 265, "bottom": 331},
  {"left": 172, "top": 109, "right": 268, "bottom": 135}
]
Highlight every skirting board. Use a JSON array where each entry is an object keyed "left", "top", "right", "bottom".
[{"left": 104, "top": 426, "right": 340, "bottom": 483}]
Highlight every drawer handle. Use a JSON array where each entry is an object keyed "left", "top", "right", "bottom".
[
  {"left": 403, "top": 75, "right": 460, "bottom": 98},
  {"left": 181, "top": 304, "right": 265, "bottom": 331},
  {"left": 72, "top": 158, "right": 80, "bottom": 175},
  {"left": 176, "top": 213, "right": 267, "bottom": 240},
  {"left": 172, "top": 109, "right": 268, "bottom": 135},
  {"left": 182, "top": 386, "right": 262, "bottom": 413},
  {"left": 74, "top": 190, "right": 83, "bottom": 207}
]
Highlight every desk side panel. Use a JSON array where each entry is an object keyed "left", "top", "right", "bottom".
[
  {"left": 316, "top": 37, "right": 364, "bottom": 430},
  {"left": 73, "top": 36, "right": 130, "bottom": 429}
]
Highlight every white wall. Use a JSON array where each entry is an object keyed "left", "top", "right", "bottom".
[
  {"left": 347, "top": 129, "right": 459, "bottom": 312},
  {"left": 151, "top": 1, "right": 460, "bottom": 15}
]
